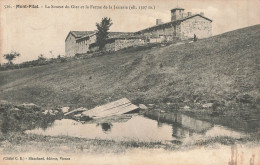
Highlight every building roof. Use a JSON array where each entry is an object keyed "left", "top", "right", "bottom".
[
  {"left": 107, "top": 35, "right": 146, "bottom": 42},
  {"left": 76, "top": 33, "right": 97, "bottom": 42},
  {"left": 182, "top": 14, "right": 212, "bottom": 22},
  {"left": 65, "top": 31, "right": 95, "bottom": 41},
  {"left": 171, "top": 8, "right": 185, "bottom": 11},
  {"left": 108, "top": 32, "right": 133, "bottom": 38},
  {"left": 73, "top": 31, "right": 134, "bottom": 42},
  {"left": 71, "top": 31, "right": 95, "bottom": 37},
  {"left": 135, "top": 14, "right": 212, "bottom": 34}
]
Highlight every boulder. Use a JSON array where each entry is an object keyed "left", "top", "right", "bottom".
[
  {"left": 139, "top": 104, "right": 148, "bottom": 110},
  {"left": 74, "top": 114, "right": 81, "bottom": 117},
  {"left": 21, "top": 103, "right": 37, "bottom": 107},
  {"left": 183, "top": 105, "right": 190, "bottom": 109},
  {"left": 12, "top": 108, "right": 20, "bottom": 111},
  {"left": 53, "top": 110, "right": 59, "bottom": 114},
  {"left": 44, "top": 110, "right": 55, "bottom": 115},
  {"left": 49, "top": 110, "right": 56, "bottom": 115},
  {"left": 61, "top": 107, "right": 70, "bottom": 113},
  {"left": 64, "top": 107, "right": 88, "bottom": 116},
  {"left": 74, "top": 114, "right": 82, "bottom": 120},
  {"left": 202, "top": 103, "right": 213, "bottom": 108},
  {"left": 42, "top": 110, "right": 49, "bottom": 115},
  {"left": 0, "top": 100, "right": 10, "bottom": 105},
  {"left": 18, "top": 103, "right": 41, "bottom": 111}
]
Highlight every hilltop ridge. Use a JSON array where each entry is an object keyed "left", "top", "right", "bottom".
[{"left": 0, "top": 25, "right": 259, "bottom": 114}]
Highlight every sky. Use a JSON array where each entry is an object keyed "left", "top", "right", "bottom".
[{"left": 0, "top": 0, "right": 259, "bottom": 63}]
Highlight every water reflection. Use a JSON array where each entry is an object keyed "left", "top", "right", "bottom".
[
  {"left": 25, "top": 113, "right": 247, "bottom": 143},
  {"left": 145, "top": 111, "right": 213, "bottom": 133},
  {"left": 171, "top": 125, "right": 193, "bottom": 139},
  {"left": 97, "top": 123, "right": 113, "bottom": 133},
  {"left": 0, "top": 109, "right": 55, "bottom": 134}
]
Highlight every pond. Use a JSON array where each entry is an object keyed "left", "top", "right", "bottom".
[{"left": 25, "top": 113, "right": 247, "bottom": 143}]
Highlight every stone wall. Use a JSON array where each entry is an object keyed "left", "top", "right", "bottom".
[
  {"left": 76, "top": 35, "right": 96, "bottom": 54},
  {"left": 65, "top": 34, "right": 77, "bottom": 57},
  {"left": 135, "top": 15, "right": 211, "bottom": 40},
  {"left": 136, "top": 23, "right": 182, "bottom": 41},
  {"left": 175, "top": 24, "right": 181, "bottom": 37},
  {"left": 89, "top": 45, "right": 99, "bottom": 52},
  {"left": 114, "top": 39, "right": 145, "bottom": 51},
  {"left": 76, "top": 40, "right": 88, "bottom": 54},
  {"left": 89, "top": 35, "right": 96, "bottom": 44},
  {"left": 149, "top": 38, "right": 162, "bottom": 43},
  {"left": 104, "top": 42, "right": 115, "bottom": 52},
  {"left": 143, "top": 26, "right": 175, "bottom": 38},
  {"left": 89, "top": 38, "right": 145, "bottom": 52},
  {"left": 180, "top": 16, "right": 212, "bottom": 39}
]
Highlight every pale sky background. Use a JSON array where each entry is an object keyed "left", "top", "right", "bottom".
[{"left": 0, "top": 0, "right": 259, "bottom": 63}]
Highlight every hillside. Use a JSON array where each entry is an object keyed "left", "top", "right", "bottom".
[{"left": 0, "top": 25, "right": 259, "bottom": 113}]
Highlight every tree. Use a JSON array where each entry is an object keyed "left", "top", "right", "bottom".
[
  {"left": 38, "top": 54, "right": 47, "bottom": 65},
  {"left": 49, "top": 51, "right": 53, "bottom": 58},
  {"left": 96, "top": 17, "right": 113, "bottom": 50},
  {"left": 38, "top": 54, "right": 46, "bottom": 61},
  {"left": 3, "top": 51, "right": 20, "bottom": 65}
]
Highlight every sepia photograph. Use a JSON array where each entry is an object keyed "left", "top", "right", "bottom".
[{"left": 0, "top": 0, "right": 259, "bottom": 164}]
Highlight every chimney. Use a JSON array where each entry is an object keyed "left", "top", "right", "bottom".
[
  {"left": 200, "top": 12, "right": 204, "bottom": 16},
  {"left": 156, "top": 19, "right": 163, "bottom": 25},
  {"left": 171, "top": 8, "right": 185, "bottom": 21},
  {"left": 188, "top": 12, "right": 192, "bottom": 16}
]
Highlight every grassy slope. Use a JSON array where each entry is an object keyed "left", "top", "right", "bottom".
[{"left": 0, "top": 25, "right": 259, "bottom": 110}]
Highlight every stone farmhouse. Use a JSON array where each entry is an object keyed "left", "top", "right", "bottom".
[
  {"left": 65, "top": 31, "right": 133, "bottom": 57},
  {"left": 65, "top": 8, "right": 212, "bottom": 57}
]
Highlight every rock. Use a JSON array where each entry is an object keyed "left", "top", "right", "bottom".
[
  {"left": 64, "top": 107, "right": 88, "bottom": 116},
  {"left": 74, "top": 114, "right": 81, "bottom": 117},
  {"left": 139, "top": 104, "right": 148, "bottom": 110},
  {"left": 21, "top": 103, "right": 37, "bottom": 107},
  {"left": 0, "top": 100, "right": 10, "bottom": 105},
  {"left": 53, "top": 110, "right": 59, "bottom": 114},
  {"left": 18, "top": 103, "right": 40, "bottom": 110},
  {"left": 183, "top": 105, "right": 190, "bottom": 109},
  {"left": 175, "top": 42, "right": 184, "bottom": 46},
  {"left": 13, "top": 108, "right": 20, "bottom": 111},
  {"left": 202, "top": 103, "right": 213, "bottom": 108},
  {"left": 44, "top": 110, "right": 55, "bottom": 115},
  {"left": 74, "top": 114, "right": 82, "bottom": 120},
  {"left": 61, "top": 107, "right": 70, "bottom": 113},
  {"left": 49, "top": 112, "right": 55, "bottom": 116},
  {"left": 42, "top": 110, "right": 49, "bottom": 115},
  {"left": 16, "top": 103, "right": 41, "bottom": 111},
  {"left": 10, "top": 107, "right": 20, "bottom": 111}
]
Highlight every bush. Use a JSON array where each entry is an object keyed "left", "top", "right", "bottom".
[
  {"left": 236, "top": 94, "right": 255, "bottom": 104},
  {"left": 211, "top": 101, "right": 226, "bottom": 116}
]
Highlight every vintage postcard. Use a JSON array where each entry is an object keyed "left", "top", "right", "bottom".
[{"left": 0, "top": 0, "right": 259, "bottom": 164}]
